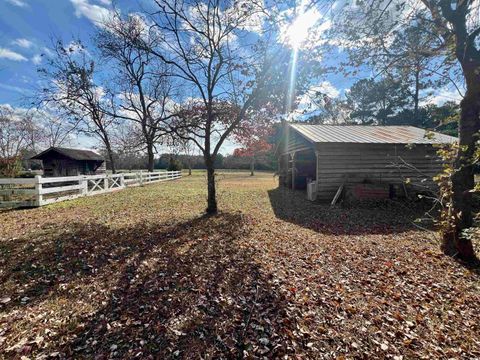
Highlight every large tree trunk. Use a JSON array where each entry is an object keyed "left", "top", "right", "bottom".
[
  {"left": 442, "top": 62, "right": 479, "bottom": 261},
  {"left": 147, "top": 144, "right": 155, "bottom": 172},
  {"left": 205, "top": 157, "right": 217, "bottom": 214},
  {"left": 250, "top": 155, "right": 255, "bottom": 176},
  {"left": 104, "top": 138, "right": 116, "bottom": 174}
]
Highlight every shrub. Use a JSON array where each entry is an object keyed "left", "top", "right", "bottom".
[
  {"left": 17, "top": 171, "right": 37, "bottom": 178},
  {"left": 0, "top": 157, "right": 23, "bottom": 178},
  {"left": 167, "top": 158, "right": 183, "bottom": 172}
]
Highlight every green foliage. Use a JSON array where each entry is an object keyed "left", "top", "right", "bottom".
[
  {"left": 17, "top": 171, "right": 37, "bottom": 178},
  {"left": 337, "top": 77, "right": 461, "bottom": 132},
  {"left": 346, "top": 77, "right": 409, "bottom": 125},
  {"left": 432, "top": 144, "right": 459, "bottom": 235},
  {"left": 167, "top": 157, "right": 183, "bottom": 171}
]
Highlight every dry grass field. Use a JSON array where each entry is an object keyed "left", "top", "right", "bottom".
[{"left": 1, "top": 170, "right": 479, "bottom": 359}]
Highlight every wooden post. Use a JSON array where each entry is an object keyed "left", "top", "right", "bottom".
[
  {"left": 139, "top": 171, "right": 144, "bottom": 186},
  {"left": 120, "top": 174, "right": 125, "bottom": 188},
  {"left": 291, "top": 152, "right": 296, "bottom": 190},
  {"left": 104, "top": 175, "right": 108, "bottom": 191},
  {"left": 34, "top": 175, "right": 43, "bottom": 207},
  {"left": 80, "top": 176, "right": 88, "bottom": 196}
]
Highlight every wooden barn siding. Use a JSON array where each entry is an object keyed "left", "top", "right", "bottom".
[
  {"left": 43, "top": 158, "right": 84, "bottom": 177},
  {"left": 287, "top": 129, "right": 313, "bottom": 153},
  {"left": 315, "top": 143, "right": 442, "bottom": 199},
  {"left": 43, "top": 158, "right": 105, "bottom": 177}
]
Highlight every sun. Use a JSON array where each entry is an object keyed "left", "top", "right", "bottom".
[{"left": 283, "top": 7, "right": 322, "bottom": 49}]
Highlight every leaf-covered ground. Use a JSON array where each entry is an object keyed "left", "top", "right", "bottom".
[{"left": 1, "top": 171, "right": 479, "bottom": 359}]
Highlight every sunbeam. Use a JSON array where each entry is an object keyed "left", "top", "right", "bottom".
[{"left": 284, "top": 1, "right": 322, "bottom": 115}]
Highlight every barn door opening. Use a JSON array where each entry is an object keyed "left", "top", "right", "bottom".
[{"left": 290, "top": 149, "right": 316, "bottom": 190}]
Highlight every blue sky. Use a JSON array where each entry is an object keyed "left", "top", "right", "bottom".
[
  {"left": 0, "top": 0, "right": 241, "bottom": 152},
  {"left": 0, "top": 0, "right": 462, "bottom": 152},
  {"left": 0, "top": 0, "right": 260, "bottom": 153},
  {"left": 1, "top": 1, "right": 80, "bottom": 101},
  {"left": 0, "top": 0, "right": 148, "bottom": 106},
  {"left": 0, "top": 3, "right": 349, "bottom": 108}
]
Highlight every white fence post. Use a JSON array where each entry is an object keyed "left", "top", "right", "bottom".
[
  {"left": 80, "top": 176, "right": 88, "bottom": 196},
  {"left": 35, "top": 175, "right": 43, "bottom": 207},
  {"left": 139, "top": 171, "right": 144, "bottom": 186},
  {"left": 104, "top": 175, "right": 108, "bottom": 191},
  {"left": 120, "top": 173, "right": 125, "bottom": 188}
]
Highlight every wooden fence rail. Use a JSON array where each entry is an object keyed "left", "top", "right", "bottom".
[{"left": 0, "top": 170, "right": 182, "bottom": 209}]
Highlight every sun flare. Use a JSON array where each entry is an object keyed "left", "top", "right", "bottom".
[{"left": 284, "top": 7, "right": 322, "bottom": 49}]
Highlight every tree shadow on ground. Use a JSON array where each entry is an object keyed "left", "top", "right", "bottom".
[
  {"left": 1, "top": 212, "right": 307, "bottom": 359},
  {"left": 268, "top": 187, "right": 431, "bottom": 236},
  {"left": 0, "top": 219, "right": 169, "bottom": 312}
]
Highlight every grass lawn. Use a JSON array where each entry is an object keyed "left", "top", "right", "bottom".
[{"left": 1, "top": 170, "right": 479, "bottom": 359}]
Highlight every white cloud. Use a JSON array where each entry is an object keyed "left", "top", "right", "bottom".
[
  {"left": 426, "top": 88, "right": 463, "bottom": 106},
  {"left": 12, "top": 38, "right": 33, "bottom": 48},
  {"left": 31, "top": 54, "right": 42, "bottom": 65},
  {"left": 63, "top": 40, "right": 92, "bottom": 57},
  {"left": 229, "top": 0, "right": 266, "bottom": 34},
  {"left": 0, "top": 47, "right": 28, "bottom": 61},
  {"left": 5, "top": 0, "right": 28, "bottom": 7},
  {"left": 70, "top": 0, "right": 114, "bottom": 27},
  {"left": 42, "top": 47, "right": 54, "bottom": 57},
  {"left": 308, "top": 81, "right": 340, "bottom": 99},
  {"left": 292, "top": 81, "right": 341, "bottom": 120},
  {"left": 0, "top": 103, "right": 29, "bottom": 123}
]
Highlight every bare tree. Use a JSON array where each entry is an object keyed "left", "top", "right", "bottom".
[
  {"left": 97, "top": 14, "right": 178, "bottom": 172},
  {"left": 173, "top": 137, "right": 196, "bottom": 176},
  {"left": 37, "top": 40, "right": 118, "bottom": 173},
  {"left": 128, "top": 0, "right": 299, "bottom": 213},
  {"left": 184, "top": 140, "right": 197, "bottom": 176},
  {"left": 35, "top": 108, "right": 79, "bottom": 148},
  {"left": 0, "top": 105, "right": 37, "bottom": 159}
]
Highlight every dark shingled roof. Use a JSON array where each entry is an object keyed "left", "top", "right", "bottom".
[{"left": 30, "top": 147, "right": 104, "bottom": 161}]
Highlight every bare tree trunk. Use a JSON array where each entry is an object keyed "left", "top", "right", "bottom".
[
  {"left": 442, "top": 63, "right": 479, "bottom": 261},
  {"left": 250, "top": 155, "right": 255, "bottom": 176},
  {"left": 413, "top": 66, "right": 420, "bottom": 121},
  {"left": 205, "top": 157, "right": 217, "bottom": 214},
  {"left": 147, "top": 144, "right": 155, "bottom": 172},
  {"left": 188, "top": 162, "right": 192, "bottom": 176},
  {"left": 104, "top": 137, "right": 116, "bottom": 174}
]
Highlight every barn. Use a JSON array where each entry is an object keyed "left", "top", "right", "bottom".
[
  {"left": 275, "top": 123, "right": 457, "bottom": 202},
  {"left": 31, "top": 147, "right": 106, "bottom": 177}
]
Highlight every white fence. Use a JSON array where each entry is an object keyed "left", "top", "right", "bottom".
[{"left": 0, "top": 170, "right": 182, "bottom": 209}]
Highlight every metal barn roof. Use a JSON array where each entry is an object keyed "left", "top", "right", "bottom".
[
  {"left": 290, "top": 124, "right": 457, "bottom": 144},
  {"left": 31, "top": 147, "right": 104, "bottom": 161}
]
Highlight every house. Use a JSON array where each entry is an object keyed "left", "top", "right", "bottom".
[
  {"left": 275, "top": 123, "right": 457, "bottom": 201},
  {"left": 30, "top": 147, "right": 106, "bottom": 177}
]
